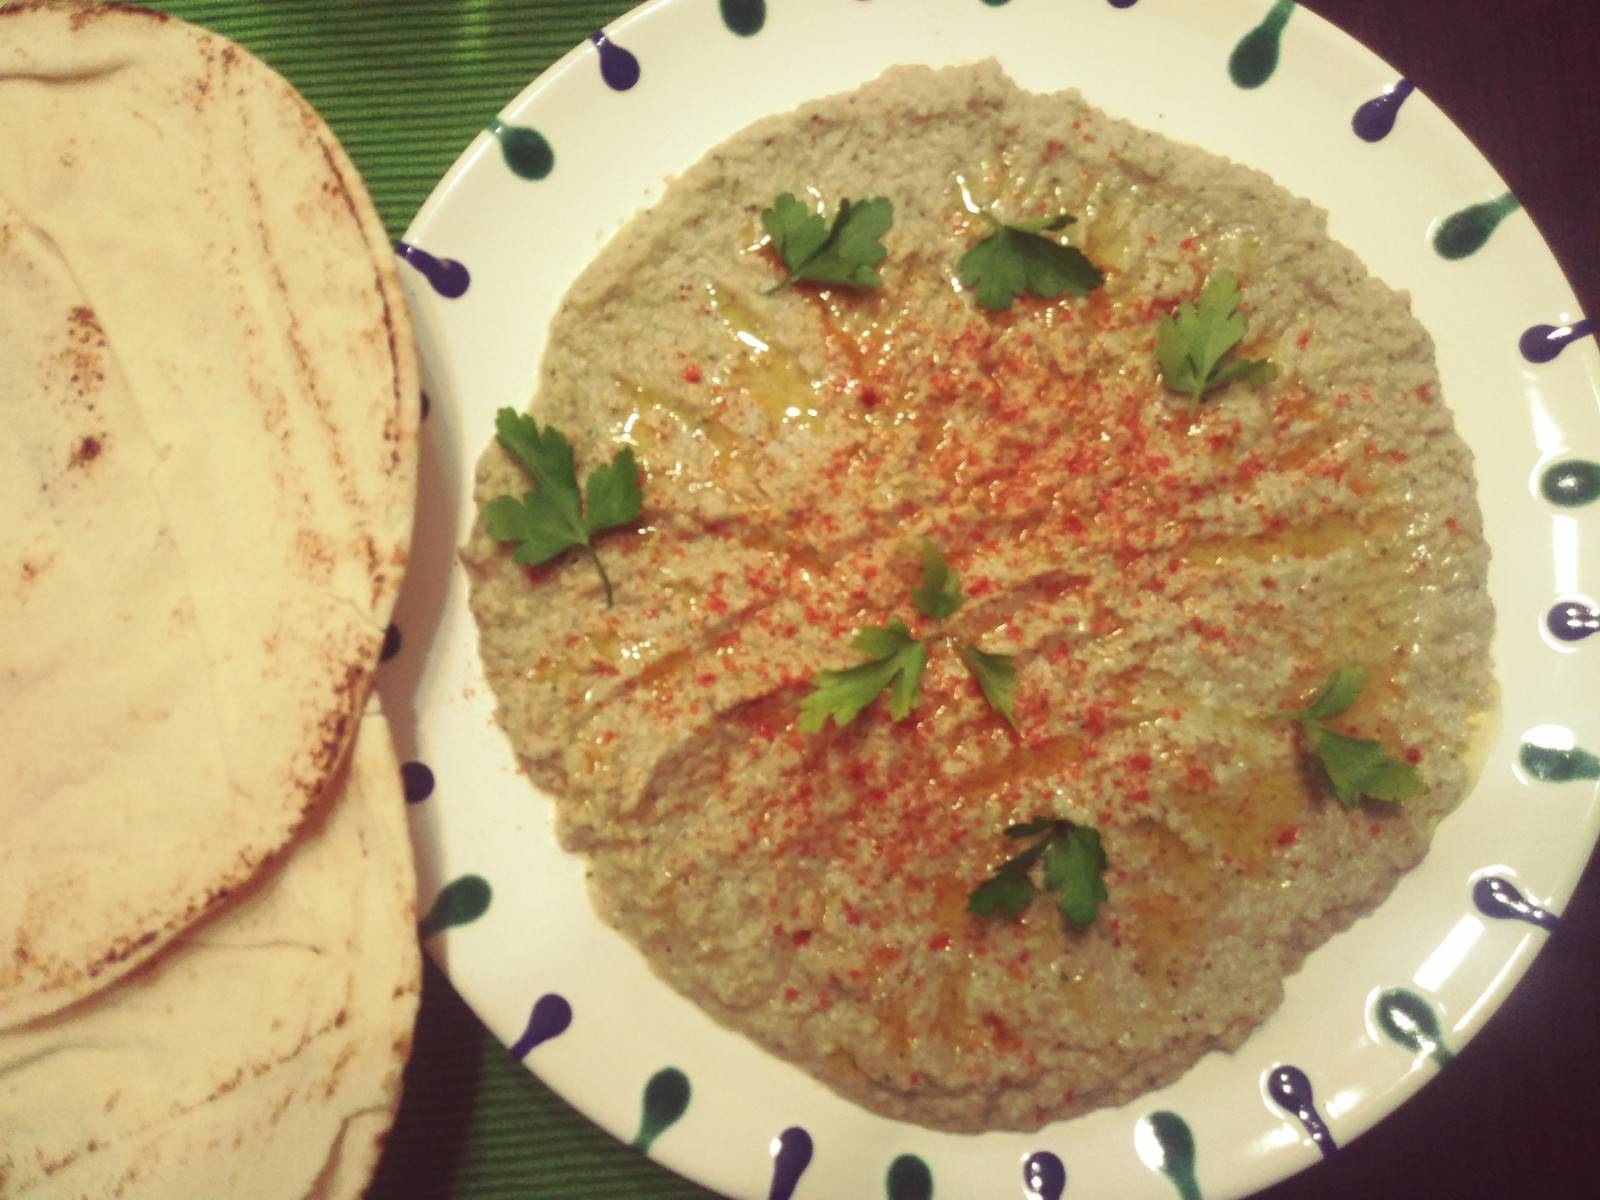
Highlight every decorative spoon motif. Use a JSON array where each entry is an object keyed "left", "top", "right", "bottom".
[
  {"left": 1473, "top": 876, "right": 1561, "bottom": 930},
  {"left": 1352, "top": 78, "right": 1415, "bottom": 142},
  {"left": 1547, "top": 601, "right": 1600, "bottom": 643},
  {"left": 719, "top": 0, "right": 766, "bottom": 36},
  {"left": 1519, "top": 740, "right": 1600, "bottom": 783},
  {"left": 508, "top": 993, "right": 572, "bottom": 1057},
  {"left": 1265, "top": 1065, "right": 1337, "bottom": 1157},
  {"left": 417, "top": 874, "right": 491, "bottom": 937},
  {"left": 767, "top": 1127, "right": 813, "bottom": 1200},
  {"left": 632, "top": 1067, "right": 691, "bottom": 1151},
  {"left": 1373, "top": 988, "right": 1455, "bottom": 1065},
  {"left": 589, "top": 31, "right": 641, "bottom": 91},
  {"left": 1137, "top": 1111, "right": 1203, "bottom": 1200},
  {"left": 1519, "top": 318, "right": 1596, "bottom": 363},
  {"left": 489, "top": 119, "right": 554, "bottom": 181},
  {"left": 394, "top": 243, "right": 470, "bottom": 298},
  {"left": 1023, "top": 1150, "right": 1066, "bottom": 1200},
  {"left": 1229, "top": 1, "right": 1296, "bottom": 90},
  {"left": 1432, "top": 192, "right": 1520, "bottom": 260},
  {"left": 885, "top": 1153, "right": 933, "bottom": 1200},
  {"left": 400, "top": 761, "right": 434, "bottom": 803},
  {"left": 1540, "top": 459, "right": 1600, "bottom": 507}
]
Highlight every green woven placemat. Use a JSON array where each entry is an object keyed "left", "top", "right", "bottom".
[
  {"left": 156, "top": 0, "right": 633, "bottom": 241},
  {"left": 370, "top": 961, "right": 712, "bottom": 1200},
  {"left": 144, "top": 3, "right": 717, "bottom": 1197}
]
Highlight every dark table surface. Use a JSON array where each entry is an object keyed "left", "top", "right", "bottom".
[{"left": 360, "top": 2, "right": 1600, "bottom": 1198}]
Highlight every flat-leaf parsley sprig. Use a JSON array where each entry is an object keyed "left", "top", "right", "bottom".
[
  {"left": 761, "top": 192, "right": 893, "bottom": 291},
  {"left": 958, "top": 210, "right": 1105, "bottom": 312},
  {"left": 909, "top": 536, "right": 963, "bottom": 619},
  {"left": 1156, "top": 269, "right": 1278, "bottom": 409},
  {"left": 1276, "top": 667, "right": 1424, "bottom": 807},
  {"left": 799, "top": 541, "right": 1019, "bottom": 731},
  {"left": 797, "top": 621, "right": 926, "bottom": 733},
  {"left": 913, "top": 542, "right": 1018, "bottom": 729},
  {"left": 482, "top": 408, "right": 643, "bottom": 608},
  {"left": 967, "top": 817, "right": 1110, "bottom": 928}
]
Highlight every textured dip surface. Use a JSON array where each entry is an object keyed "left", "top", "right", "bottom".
[{"left": 463, "top": 63, "right": 1494, "bottom": 1131}]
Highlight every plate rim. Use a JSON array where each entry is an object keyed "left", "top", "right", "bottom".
[{"left": 388, "top": 2, "right": 1600, "bottom": 1198}]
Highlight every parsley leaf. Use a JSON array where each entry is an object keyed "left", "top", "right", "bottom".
[
  {"left": 959, "top": 643, "right": 1018, "bottom": 729},
  {"left": 967, "top": 857, "right": 1040, "bottom": 920},
  {"left": 1276, "top": 667, "right": 1424, "bottom": 807},
  {"left": 1042, "top": 825, "right": 1110, "bottom": 927},
  {"left": 958, "top": 212, "right": 1104, "bottom": 312},
  {"left": 762, "top": 192, "right": 893, "bottom": 291},
  {"left": 1155, "top": 269, "right": 1279, "bottom": 407},
  {"left": 1278, "top": 667, "right": 1365, "bottom": 721},
  {"left": 800, "top": 541, "right": 1023, "bottom": 731},
  {"left": 797, "top": 620, "right": 926, "bottom": 732},
  {"left": 910, "top": 540, "right": 963, "bottom": 620},
  {"left": 1312, "top": 728, "right": 1425, "bottom": 806},
  {"left": 968, "top": 818, "right": 1109, "bottom": 928},
  {"left": 482, "top": 407, "right": 642, "bottom": 607},
  {"left": 912, "top": 541, "right": 1017, "bottom": 727},
  {"left": 583, "top": 449, "right": 644, "bottom": 535}
]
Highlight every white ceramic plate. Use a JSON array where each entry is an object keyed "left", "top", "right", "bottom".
[{"left": 377, "top": 2, "right": 1600, "bottom": 1197}]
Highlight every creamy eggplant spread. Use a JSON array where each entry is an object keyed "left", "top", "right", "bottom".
[{"left": 463, "top": 62, "right": 1494, "bottom": 1131}]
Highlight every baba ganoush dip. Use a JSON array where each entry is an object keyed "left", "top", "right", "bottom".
[{"left": 462, "top": 62, "right": 1495, "bottom": 1132}]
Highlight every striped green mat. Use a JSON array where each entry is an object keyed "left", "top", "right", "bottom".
[
  {"left": 146, "top": 3, "right": 717, "bottom": 1197},
  {"left": 157, "top": 1, "right": 633, "bottom": 242},
  {"left": 370, "top": 960, "right": 711, "bottom": 1199}
]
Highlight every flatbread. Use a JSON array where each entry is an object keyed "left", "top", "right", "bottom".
[
  {"left": 0, "top": 2, "right": 419, "bottom": 1024},
  {"left": 0, "top": 704, "right": 421, "bottom": 1200}
]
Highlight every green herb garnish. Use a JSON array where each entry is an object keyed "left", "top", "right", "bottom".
[
  {"left": 919, "top": 541, "right": 1019, "bottom": 728},
  {"left": 959, "top": 644, "right": 1018, "bottom": 731},
  {"left": 1155, "top": 269, "right": 1278, "bottom": 408},
  {"left": 958, "top": 211, "right": 1104, "bottom": 312},
  {"left": 909, "top": 538, "right": 963, "bottom": 620},
  {"left": 799, "top": 541, "right": 1018, "bottom": 730},
  {"left": 1277, "top": 666, "right": 1364, "bottom": 722},
  {"left": 482, "top": 408, "right": 642, "bottom": 607},
  {"left": 968, "top": 817, "right": 1109, "bottom": 928},
  {"left": 797, "top": 620, "right": 926, "bottom": 733},
  {"left": 1278, "top": 667, "right": 1424, "bottom": 807},
  {"left": 762, "top": 192, "right": 893, "bottom": 291}
]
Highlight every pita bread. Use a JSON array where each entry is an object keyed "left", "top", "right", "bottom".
[
  {"left": 0, "top": 704, "right": 420, "bottom": 1200},
  {"left": 0, "top": 2, "right": 419, "bottom": 1024}
]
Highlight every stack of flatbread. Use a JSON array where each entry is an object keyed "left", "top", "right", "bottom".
[{"left": 0, "top": 3, "right": 422, "bottom": 1196}]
